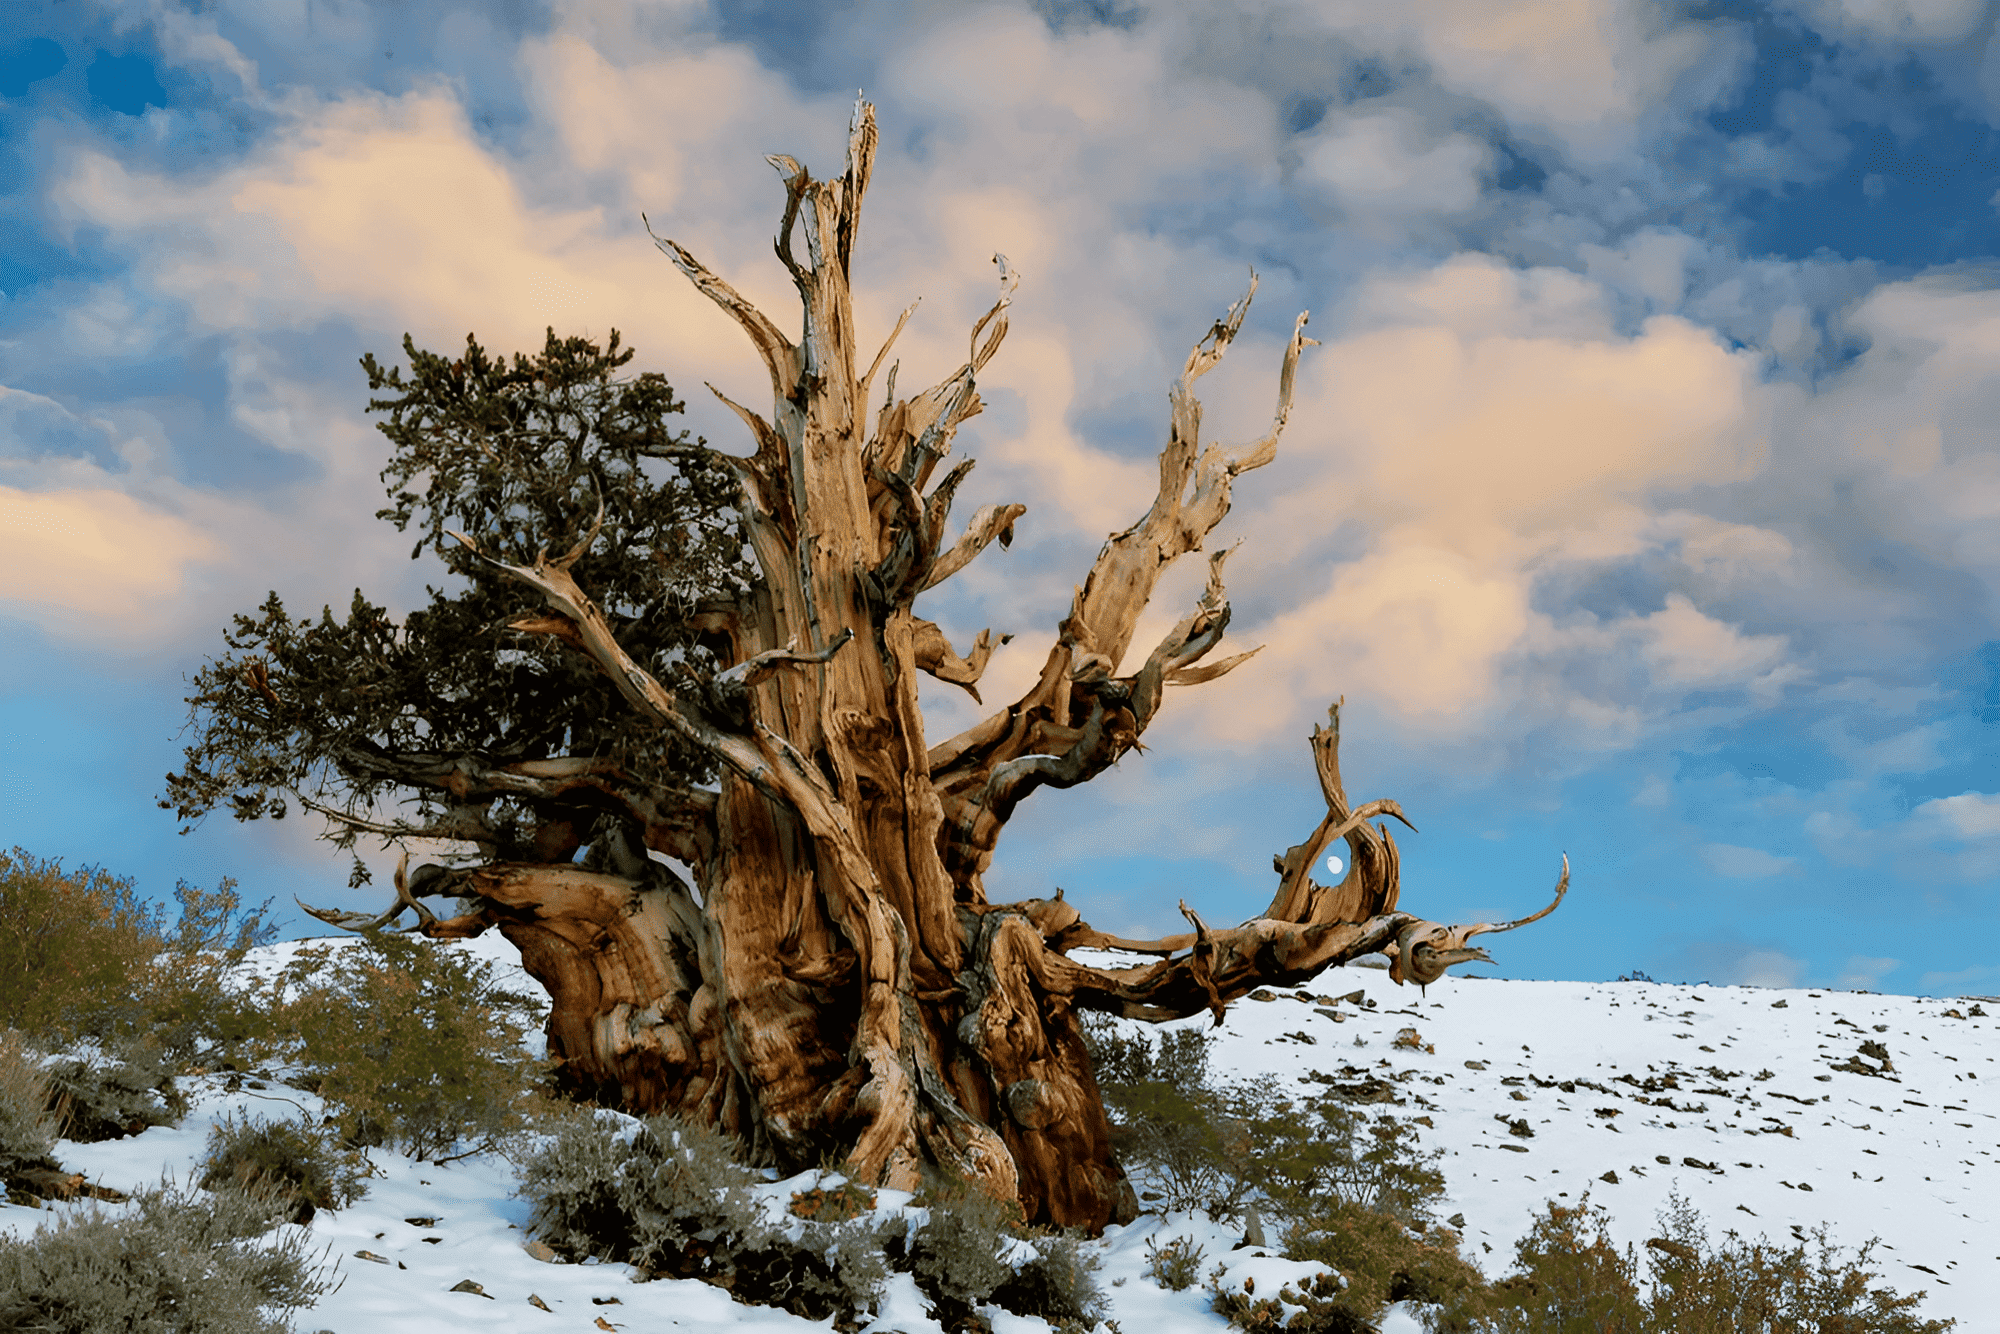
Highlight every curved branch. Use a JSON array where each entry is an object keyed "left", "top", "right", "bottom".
[
  {"left": 859, "top": 299, "right": 919, "bottom": 427},
  {"left": 1386, "top": 854, "right": 1571, "bottom": 988},
  {"left": 715, "top": 628, "right": 856, "bottom": 697},
  {"left": 644, "top": 214, "right": 799, "bottom": 409},
  {"left": 297, "top": 849, "right": 444, "bottom": 933},
  {"left": 912, "top": 620, "right": 1013, "bottom": 704},
  {"left": 922, "top": 501, "right": 1028, "bottom": 592},
  {"left": 925, "top": 284, "right": 1317, "bottom": 805}
]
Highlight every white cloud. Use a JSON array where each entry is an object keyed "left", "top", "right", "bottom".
[
  {"left": 1789, "top": 0, "right": 1987, "bottom": 43},
  {"left": 0, "top": 485, "right": 226, "bottom": 622},
  {"left": 1294, "top": 106, "right": 1492, "bottom": 233},
  {"left": 1837, "top": 954, "right": 1900, "bottom": 989},
  {"left": 1729, "top": 949, "right": 1807, "bottom": 988},
  {"left": 1911, "top": 791, "right": 2000, "bottom": 840},
  {"left": 1697, "top": 843, "right": 1800, "bottom": 878},
  {"left": 1916, "top": 962, "right": 2000, "bottom": 994},
  {"left": 1637, "top": 594, "right": 1790, "bottom": 687}
]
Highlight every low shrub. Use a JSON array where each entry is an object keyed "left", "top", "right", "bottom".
[
  {"left": 1082, "top": 1015, "right": 1245, "bottom": 1215},
  {"left": 1208, "top": 1267, "right": 1370, "bottom": 1334},
  {"left": 1238, "top": 1084, "right": 1447, "bottom": 1230},
  {"left": 0, "top": 1177, "right": 340, "bottom": 1334},
  {"left": 1481, "top": 1194, "right": 1646, "bottom": 1333},
  {"left": 1145, "top": 1233, "right": 1206, "bottom": 1290},
  {"left": 788, "top": 1175, "right": 876, "bottom": 1222},
  {"left": 514, "top": 1107, "right": 771, "bottom": 1279},
  {"left": 989, "top": 1229, "right": 1109, "bottom": 1333},
  {"left": 515, "top": 1109, "right": 892, "bottom": 1328},
  {"left": 0, "top": 848, "right": 281, "bottom": 1066},
  {"left": 39, "top": 1039, "right": 186, "bottom": 1143},
  {"left": 243, "top": 931, "right": 549, "bottom": 1161},
  {"left": 197, "top": 1111, "right": 371, "bottom": 1226},
  {"left": 730, "top": 1216, "right": 896, "bottom": 1330},
  {"left": 907, "top": 1176, "right": 1025, "bottom": 1328},
  {"left": 0, "top": 1030, "right": 59, "bottom": 1178},
  {"left": 131, "top": 877, "right": 279, "bottom": 1067},
  {"left": 1634, "top": 1190, "right": 1954, "bottom": 1334},
  {"left": 1281, "top": 1202, "right": 1489, "bottom": 1331}
]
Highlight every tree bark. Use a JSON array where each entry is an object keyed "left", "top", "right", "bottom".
[{"left": 301, "top": 99, "right": 1566, "bottom": 1232}]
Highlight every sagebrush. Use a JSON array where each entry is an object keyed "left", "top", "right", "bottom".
[
  {"left": 0, "top": 1178, "right": 340, "bottom": 1334},
  {"left": 198, "top": 1111, "right": 372, "bottom": 1226}
]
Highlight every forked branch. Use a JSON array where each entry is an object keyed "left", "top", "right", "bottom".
[{"left": 1025, "top": 700, "right": 1568, "bottom": 1017}]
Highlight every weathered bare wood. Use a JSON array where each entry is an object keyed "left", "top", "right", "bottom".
[{"left": 288, "top": 101, "right": 1564, "bottom": 1234}]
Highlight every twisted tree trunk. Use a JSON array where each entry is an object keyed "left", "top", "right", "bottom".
[{"left": 303, "top": 100, "right": 1565, "bottom": 1231}]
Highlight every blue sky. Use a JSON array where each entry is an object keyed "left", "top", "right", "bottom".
[{"left": 4, "top": 0, "right": 1999, "bottom": 996}]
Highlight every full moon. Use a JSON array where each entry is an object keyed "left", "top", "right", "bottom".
[{"left": 1325, "top": 853, "right": 1344, "bottom": 878}]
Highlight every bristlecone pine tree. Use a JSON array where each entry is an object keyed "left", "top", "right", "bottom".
[{"left": 163, "top": 100, "right": 1566, "bottom": 1231}]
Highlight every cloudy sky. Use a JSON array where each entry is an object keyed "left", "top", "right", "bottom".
[{"left": 4, "top": 0, "right": 1999, "bottom": 996}]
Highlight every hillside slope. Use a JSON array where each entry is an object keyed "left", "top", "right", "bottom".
[{"left": 2, "top": 936, "right": 1987, "bottom": 1331}]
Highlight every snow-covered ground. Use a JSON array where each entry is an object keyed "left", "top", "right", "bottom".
[{"left": 3, "top": 934, "right": 1991, "bottom": 1332}]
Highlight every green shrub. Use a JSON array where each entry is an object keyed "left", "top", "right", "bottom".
[
  {"left": 1280, "top": 1202, "right": 1489, "bottom": 1331},
  {"left": 0, "top": 1030, "right": 60, "bottom": 1182},
  {"left": 1082, "top": 1015, "right": 1245, "bottom": 1215},
  {"left": 1636, "top": 1190, "right": 1954, "bottom": 1333},
  {"left": 1145, "top": 1233, "right": 1207, "bottom": 1290},
  {"left": 0, "top": 849, "right": 169, "bottom": 1043},
  {"left": 1224, "top": 1080, "right": 1446, "bottom": 1231},
  {"left": 1482, "top": 1194, "right": 1644, "bottom": 1333},
  {"left": 130, "top": 877, "right": 279, "bottom": 1067},
  {"left": 39, "top": 1040, "right": 186, "bottom": 1143},
  {"left": 989, "top": 1228, "right": 1109, "bottom": 1333},
  {"left": 197, "top": 1111, "right": 371, "bottom": 1226},
  {"left": 514, "top": 1107, "right": 772, "bottom": 1278},
  {"left": 243, "top": 931, "right": 548, "bottom": 1161},
  {"left": 0, "top": 848, "right": 280, "bottom": 1063},
  {"left": 0, "top": 1177, "right": 340, "bottom": 1333},
  {"left": 907, "top": 1176, "right": 1026, "bottom": 1326},
  {"left": 1082, "top": 1011, "right": 1214, "bottom": 1088}
]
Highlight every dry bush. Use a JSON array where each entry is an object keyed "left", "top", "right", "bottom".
[
  {"left": 0, "top": 1030, "right": 60, "bottom": 1184},
  {"left": 0, "top": 849, "right": 168, "bottom": 1043},
  {"left": 0, "top": 1177, "right": 339, "bottom": 1333},
  {"left": 197, "top": 1111, "right": 371, "bottom": 1226}
]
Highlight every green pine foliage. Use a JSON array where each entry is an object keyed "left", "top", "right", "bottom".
[{"left": 0, "top": 1178, "right": 341, "bottom": 1334}]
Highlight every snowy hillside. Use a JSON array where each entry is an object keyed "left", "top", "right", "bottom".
[{"left": 2, "top": 934, "right": 1990, "bottom": 1332}]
